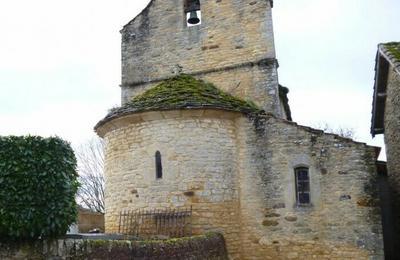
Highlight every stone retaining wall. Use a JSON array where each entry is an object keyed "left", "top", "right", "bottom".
[
  {"left": 0, "top": 233, "right": 228, "bottom": 260},
  {"left": 78, "top": 210, "right": 105, "bottom": 233}
]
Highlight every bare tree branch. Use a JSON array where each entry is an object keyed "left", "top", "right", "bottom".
[
  {"left": 75, "top": 137, "right": 105, "bottom": 213},
  {"left": 312, "top": 122, "right": 356, "bottom": 139}
]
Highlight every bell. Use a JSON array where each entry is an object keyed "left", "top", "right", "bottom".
[{"left": 187, "top": 11, "right": 200, "bottom": 25}]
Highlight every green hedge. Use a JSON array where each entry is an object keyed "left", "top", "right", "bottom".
[{"left": 0, "top": 136, "right": 79, "bottom": 240}]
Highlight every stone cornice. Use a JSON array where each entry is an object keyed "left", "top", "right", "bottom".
[{"left": 95, "top": 109, "right": 242, "bottom": 137}]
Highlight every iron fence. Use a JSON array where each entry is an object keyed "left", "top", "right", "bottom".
[{"left": 118, "top": 206, "right": 192, "bottom": 238}]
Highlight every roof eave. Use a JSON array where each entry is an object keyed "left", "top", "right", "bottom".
[
  {"left": 379, "top": 43, "right": 400, "bottom": 75},
  {"left": 94, "top": 107, "right": 253, "bottom": 137},
  {"left": 371, "top": 49, "right": 389, "bottom": 137}
]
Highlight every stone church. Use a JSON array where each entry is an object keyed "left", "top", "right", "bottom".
[{"left": 95, "top": 0, "right": 385, "bottom": 259}]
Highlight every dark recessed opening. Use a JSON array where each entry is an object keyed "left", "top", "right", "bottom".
[{"left": 155, "top": 151, "right": 162, "bottom": 179}]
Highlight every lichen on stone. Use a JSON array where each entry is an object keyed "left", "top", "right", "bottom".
[{"left": 357, "top": 197, "right": 377, "bottom": 207}]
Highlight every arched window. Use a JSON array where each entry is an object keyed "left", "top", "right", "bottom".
[
  {"left": 294, "top": 167, "right": 310, "bottom": 205},
  {"left": 155, "top": 151, "right": 162, "bottom": 179}
]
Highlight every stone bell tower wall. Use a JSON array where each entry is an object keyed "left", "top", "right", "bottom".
[{"left": 120, "top": 0, "right": 282, "bottom": 116}]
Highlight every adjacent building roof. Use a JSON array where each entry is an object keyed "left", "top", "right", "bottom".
[
  {"left": 381, "top": 42, "right": 400, "bottom": 71},
  {"left": 95, "top": 75, "right": 262, "bottom": 130},
  {"left": 371, "top": 42, "right": 400, "bottom": 136}
]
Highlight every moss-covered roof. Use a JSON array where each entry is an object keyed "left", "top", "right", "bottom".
[
  {"left": 95, "top": 75, "right": 261, "bottom": 130},
  {"left": 372, "top": 42, "right": 400, "bottom": 136},
  {"left": 127, "top": 74, "right": 260, "bottom": 112},
  {"left": 382, "top": 42, "right": 400, "bottom": 62},
  {"left": 380, "top": 42, "right": 400, "bottom": 73}
]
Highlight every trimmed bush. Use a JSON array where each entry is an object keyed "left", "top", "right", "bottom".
[{"left": 0, "top": 136, "right": 79, "bottom": 240}]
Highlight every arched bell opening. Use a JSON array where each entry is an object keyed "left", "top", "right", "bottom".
[{"left": 184, "top": 0, "right": 201, "bottom": 26}]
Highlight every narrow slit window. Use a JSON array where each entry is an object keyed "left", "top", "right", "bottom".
[
  {"left": 184, "top": 0, "right": 201, "bottom": 26},
  {"left": 155, "top": 151, "right": 162, "bottom": 179},
  {"left": 295, "top": 167, "right": 310, "bottom": 205}
]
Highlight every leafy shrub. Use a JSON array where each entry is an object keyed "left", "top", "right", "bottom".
[{"left": 0, "top": 136, "right": 79, "bottom": 240}]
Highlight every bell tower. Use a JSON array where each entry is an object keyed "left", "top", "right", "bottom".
[{"left": 120, "top": 0, "right": 284, "bottom": 117}]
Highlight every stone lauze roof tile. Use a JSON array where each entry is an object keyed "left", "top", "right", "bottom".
[
  {"left": 380, "top": 42, "right": 400, "bottom": 73},
  {"left": 95, "top": 75, "right": 261, "bottom": 130}
]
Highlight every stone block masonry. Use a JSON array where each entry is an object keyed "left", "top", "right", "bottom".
[
  {"left": 98, "top": 109, "right": 384, "bottom": 259},
  {"left": 95, "top": 0, "right": 385, "bottom": 258},
  {"left": 384, "top": 67, "right": 400, "bottom": 243},
  {"left": 102, "top": 110, "right": 243, "bottom": 257},
  {"left": 120, "top": 0, "right": 282, "bottom": 117},
  {"left": 236, "top": 115, "right": 384, "bottom": 259}
]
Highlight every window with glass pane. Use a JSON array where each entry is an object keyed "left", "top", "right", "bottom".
[{"left": 295, "top": 167, "right": 310, "bottom": 205}]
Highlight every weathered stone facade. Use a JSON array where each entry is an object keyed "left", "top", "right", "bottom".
[
  {"left": 97, "top": 109, "right": 383, "bottom": 259},
  {"left": 101, "top": 110, "right": 241, "bottom": 238},
  {"left": 384, "top": 67, "right": 400, "bottom": 235},
  {"left": 371, "top": 42, "right": 400, "bottom": 257},
  {"left": 120, "top": 0, "right": 282, "bottom": 117},
  {"left": 237, "top": 116, "right": 383, "bottom": 259},
  {"left": 95, "top": 1, "right": 385, "bottom": 259}
]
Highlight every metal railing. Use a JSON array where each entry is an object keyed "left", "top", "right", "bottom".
[{"left": 118, "top": 206, "right": 192, "bottom": 238}]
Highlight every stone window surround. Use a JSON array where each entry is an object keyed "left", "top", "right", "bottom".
[{"left": 286, "top": 156, "right": 321, "bottom": 210}]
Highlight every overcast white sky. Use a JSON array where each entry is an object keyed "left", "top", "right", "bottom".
[{"left": 0, "top": 0, "right": 399, "bottom": 159}]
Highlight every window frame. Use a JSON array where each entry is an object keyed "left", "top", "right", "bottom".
[{"left": 294, "top": 167, "right": 311, "bottom": 206}]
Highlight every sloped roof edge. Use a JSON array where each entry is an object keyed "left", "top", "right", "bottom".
[
  {"left": 121, "top": 0, "right": 156, "bottom": 33},
  {"left": 264, "top": 115, "right": 382, "bottom": 160},
  {"left": 120, "top": 0, "right": 274, "bottom": 33},
  {"left": 371, "top": 42, "right": 400, "bottom": 136},
  {"left": 379, "top": 42, "right": 400, "bottom": 75}
]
